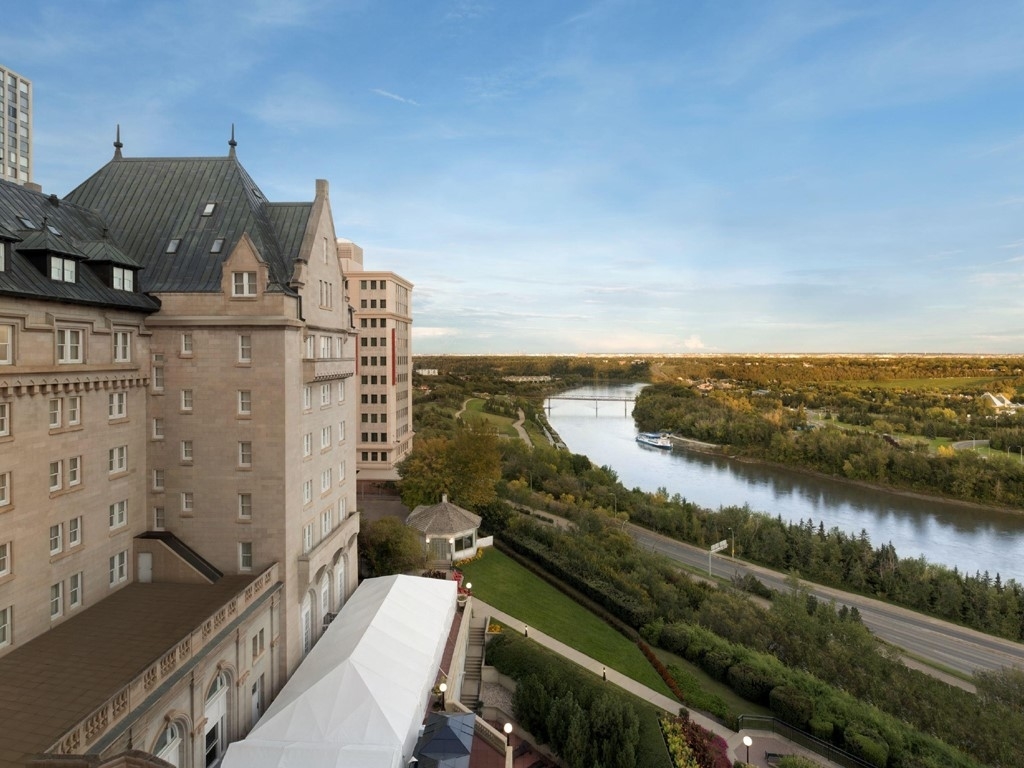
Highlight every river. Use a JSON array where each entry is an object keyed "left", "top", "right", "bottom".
[{"left": 544, "top": 382, "right": 1024, "bottom": 582}]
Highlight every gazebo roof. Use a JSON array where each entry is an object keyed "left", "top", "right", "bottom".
[{"left": 406, "top": 496, "right": 481, "bottom": 538}]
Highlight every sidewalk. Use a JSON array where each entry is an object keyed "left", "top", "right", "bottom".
[{"left": 473, "top": 599, "right": 842, "bottom": 768}]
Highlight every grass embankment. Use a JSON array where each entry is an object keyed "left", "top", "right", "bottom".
[
  {"left": 461, "top": 548, "right": 672, "bottom": 696},
  {"left": 462, "top": 398, "right": 520, "bottom": 438}
]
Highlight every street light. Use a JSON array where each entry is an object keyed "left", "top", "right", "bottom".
[
  {"left": 448, "top": 537, "right": 455, "bottom": 569},
  {"left": 742, "top": 735, "right": 752, "bottom": 764},
  {"left": 503, "top": 722, "right": 513, "bottom": 746},
  {"left": 438, "top": 682, "right": 447, "bottom": 709}
]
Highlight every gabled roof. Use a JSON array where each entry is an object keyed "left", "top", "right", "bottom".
[
  {"left": 64, "top": 150, "right": 312, "bottom": 294},
  {"left": 0, "top": 179, "right": 159, "bottom": 311},
  {"left": 406, "top": 497, "right": 482, "bottom": 538}
]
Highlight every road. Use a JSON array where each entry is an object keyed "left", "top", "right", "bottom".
[{"left": 628, "top": 523, "right": 1024, "bottom": 681}]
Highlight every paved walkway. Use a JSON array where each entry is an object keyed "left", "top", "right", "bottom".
[{"left": 473, "top": 599, "right": 841, "bottom": 768}]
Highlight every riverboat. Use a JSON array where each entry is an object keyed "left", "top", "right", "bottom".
[{"left": 636, "top": 432, "right": 673, "bottom": 450}]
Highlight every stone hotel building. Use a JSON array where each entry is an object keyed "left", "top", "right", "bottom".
[{"left": 0, "top": 135, "right": 362, "bottom": 767}]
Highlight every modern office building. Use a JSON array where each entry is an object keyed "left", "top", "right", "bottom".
[
  {"left": 337, "top": 239, "right": 414, "bottom": 489},
  {"left": 0, "top": 65, "right": 32, "bottom": 185},
  {"left": 0, "top": 134, "right": 360, "bottom": 767}
]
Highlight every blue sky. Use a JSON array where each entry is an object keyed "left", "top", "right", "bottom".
[{"left": 5, "top": 1, "right": 1024, "bottom": 354}]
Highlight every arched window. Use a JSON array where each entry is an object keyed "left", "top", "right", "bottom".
[
  {"left": 204, "top": 672, "right": 230, "bottom": 766},
  {"left": 153, "top": 721, "right": 183, "bottom": 767}
]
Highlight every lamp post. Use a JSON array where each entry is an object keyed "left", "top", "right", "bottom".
[
  {"left": 742, "top": 735, "right": 752, "bottom": 764},
  {"left": 438, "top": 682, "right": 447, "bottom": 709},
  {"left": 449, "top": 537, "right": 455, "bottom": 570},
  {"left": 728, "top": 527, "right": 734, "bottom": 558},
  {"left": 503, "top": 722, "right": 513, "bottom": 747}
]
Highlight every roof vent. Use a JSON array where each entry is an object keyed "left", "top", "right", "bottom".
[{"left": 48, "top": 194, "right": 60, "bottom": 207}]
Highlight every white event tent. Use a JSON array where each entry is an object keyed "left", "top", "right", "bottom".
[{"left": 222, "top": 574, "right": 458, "bottom": 768}]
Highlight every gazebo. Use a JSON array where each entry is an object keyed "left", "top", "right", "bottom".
[{"left": 406, "top": 495, "right": 482, "bottom": 567}]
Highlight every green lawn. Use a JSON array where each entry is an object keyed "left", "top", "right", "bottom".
[
  {"left": 460, "top": 548, "right": 674, "bottom": 697},
  {"left": 462, "top": 398, "right": 519, "bottom": 438}
]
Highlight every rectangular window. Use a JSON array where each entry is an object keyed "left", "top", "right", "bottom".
[
  {"left": 238, "top": 390, "right": 252, "bottom": 416},
  {"left": 153, "top": 365, "right": 164, "bottom": 390},
  {"left": 109, "top": 550, "right": 127, "bottom": 586},
  {"left": 337, "top": 380, "right": 345, "bottom": 403},
  {"left": 252, "top": 628, "right": 265, "bottom": 660},
  {"left": 202, "top": 202, "right": 216, "bottom": 216},
  {"left": 68, "top": 457, "right": 81, "bottom": 487},
  {"left": 49, "top": 398, "right": 62, "bottom": 428},
  {"left": 49, "top": 460, "right": 62, "bottom": 491},
  {"left": 50, "top": 582, "right": 63, "bottom": 618},
  {"left": 181, "top": 389, "right": 193, "bottom": 411},
  {"left": 152, "top": 468, "right": 164, "bottom": 490},
  {"left": 303, "top": 433, "right": 312, "bottom": 457},
  {"left": 69, "top": 572, "right": 82, "bottom": 608},
  {"left": 321, "top": 425, "right": 331, "bottom": 449},
  {"left": 339, "top": 421, "right": 345, "bottom": 442},
  {"left": 239, "top": 542, "right": 253, "bottom": 571},
  {"left": 49, "top": 523, "right": 63, "bottom": 555},
  {"left": 321, "top": 508, "right": 332, "bottom": 536},
  {"left": 232, "top": 271, "right": 257, "bottom": 296},
  {"left": 56, "top": 328, "right": 83, "bottom": 363},
  {"left": 320, "top": 336, "right": 331, "bottom": 358},
  {"left": 0, "top": 606, "right": 10, "bottom": 647},
  {"left": 303, "top": 479, "right": 312, "bottom": 505},
  {"left": 303, "top": 523, "right": 313, "bottom": 554},
  {"left": 303, "top": 386, "right": 312, "bottom": 410},
  {"left": 113, "top": 331, "right": 131, "bottom": 362},
  {"left": 152, "top": 418, "right": 164, "bottom": 439},
  {"left": 339, "top": 460, "right": 346, "bottom": 481},
  {"left": 108, "top": 499, "right": 127, "bottom": 529},
  {"left": 50, "top": 256, "right": 76, "bottom": 283},
  {"left": 153, "top": 507, "right": 166, "bottom": 529},
  {"left": 304, "top": 335, "right": 315, "bottom": 359},
  {"left": 67, "top": 396, "right": 81, "bottom": 426},
  {"left": 238, "top": 334, "right": 252, "bottom": 362},
  {"left": 181, "top": 440, "right": 193, "bottom": 462},
  {"left": 108, "top": 445, "right": 127, "bottom": 474},
  {"left": 68, "top": 516, "right": 81, "bottom": 547},
  {"left": 0, "top": 541, "right": 9, "bottom": 576},
  {"left": 181, "top": 492, "right": 194, "bottom": 514},
  {"left": 238, "top": 441, "right": 252, "bottom": 467},
  {"left": 112, "top": 266, "right": 133, "bottom": 291},
  {"left": 181, "top": 332, "right": 193, "bottom": 354},
  {"left": 108, "top": 392, "right": 126, "bottom": 419},
  {"left": 320, "top": 383, "right": 330, "bottom": 406},
  {"left": 0, "top": 324, "right": 12, "bottom": 364},
  {"left": 238, "top": 493, "right": 252, "bottom": 519},
  {"left": 320, "top": 468, "right": 332, "bottom": 493},
  {"left": 0, "top": 471, "right": 9, "bottom": 506}
]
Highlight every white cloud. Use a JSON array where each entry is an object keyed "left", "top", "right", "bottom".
[{"left": 372, "top": 89, "right": 421, "bottom": 106}]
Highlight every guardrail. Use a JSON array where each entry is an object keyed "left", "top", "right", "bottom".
[{"left": 737, "top": 715, "right": 875, "bottom": 768}]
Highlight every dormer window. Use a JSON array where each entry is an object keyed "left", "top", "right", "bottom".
[
  {"left": 211, "top": 238, "right": 224, "bottom": 254},
  {"left": 166, "top": 239, "right": 181, "bottom": 254},
  {"left": 49, "top": 256, "right": 76, "bottom": 283},
  {"left": 112, "top": 266, "right": 134, "bottom": 291},
  {"left": 232, "top": 271, "right": 257, "bottom": 297},
  {"left": 202, "top": 203, "right": 216, "bottom": 217},
  {"left": 17, "top": 216, "right": 35, "bottom": 229}
]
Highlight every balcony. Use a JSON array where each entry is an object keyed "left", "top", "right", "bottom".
[{"left": 302, "top": 357, "right": 356, "bottom": 382}]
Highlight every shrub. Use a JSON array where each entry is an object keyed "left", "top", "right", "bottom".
[
  {"left": 769, "top": 685, "right": 813, "bottom": 728},
  {"left": 727, "top": 662, "right": 777, "bottom": 705},
  {"left": 844, "top": 723, "right": 890, "bottom": 768}
]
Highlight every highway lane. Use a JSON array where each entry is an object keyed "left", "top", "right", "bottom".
[{"left": 628, "top": 524, "right": 1024, "bottom": 679}]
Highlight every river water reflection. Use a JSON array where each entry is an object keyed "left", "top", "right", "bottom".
[{"left": 544, "top": 383, "right": 1024, "bottom": 582}]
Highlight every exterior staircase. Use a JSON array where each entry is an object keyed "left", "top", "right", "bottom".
[{"left": 460, "top": 618, "right": 487, "bottom": 709}]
